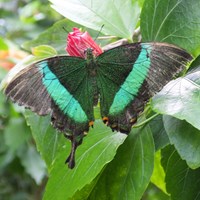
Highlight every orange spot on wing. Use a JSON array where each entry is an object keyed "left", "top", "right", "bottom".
[
  {"left": 89, "top": 121, "right": 94, "bottom": 127},
  {"left": 102, "top": 117, "right": 109, "bottom": 125}
]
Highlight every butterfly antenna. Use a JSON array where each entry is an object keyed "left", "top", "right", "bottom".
[{"left": 94, "top": 24, "right": 104, "bottom": 41}]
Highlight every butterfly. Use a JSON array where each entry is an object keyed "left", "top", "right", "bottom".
[{"left": 4, "top": 42, "right": 192, "bottom": 168}]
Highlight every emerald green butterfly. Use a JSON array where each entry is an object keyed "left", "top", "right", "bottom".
[{"left": 4, "top": 42, "right": 192, "bottom": 168}]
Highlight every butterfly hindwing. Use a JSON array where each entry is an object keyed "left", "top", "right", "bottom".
[{"left": 97, "top": 43, "right": 192, "bottom": 132}]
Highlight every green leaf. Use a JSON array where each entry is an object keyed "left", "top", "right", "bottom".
[
  {"left": 49, "top": 0, "right": 141, "bottom": 40},
  {"left": 162, "top": 145, "right": 200, "bottom": 200},
  {"left": 151, "top": 151, "right": 167, "bottom": 194},
  {"left": 68, "top": 175, "right": 100, "bottom": 200},
  {"left": 4, "top": 117, "right": 31, "bottom": 152},
  {"left": 24, "top": 111, "right": 66, "bottom": 168},
  {"left": 141, "top": 0, "right": 200, "bottom": 56},
  {"left": 0, "top": 37, "right": 8, "bottom": 50},
  {"left": 32, "top": 45, "right": 57, "bottom": 57},
  {"left": 22, "top": 19, "right": 86, "bottom": 54},
  {"left": 190, "top": 55, "right": 200, "bottom": 71},
  {"left": 88, "top": 124, "right": 154, "bottom": 200},
  {"left": 148, "top": 114, "right": 169, "bottom": 150},
  {"left": 41, "top": 120, "right": 127, "bottom": 200},
  {"left": 152, "top": 68, "right": 200, "bottom": 130},
  {"left": 163, "top": 116, "right": 200, "bottom": 169},
  {"left": 17, "top": 145, "right": 46, "bottom": 185},
  {"left": 143, "top": 183, "right": 170, "bottom": 200}
]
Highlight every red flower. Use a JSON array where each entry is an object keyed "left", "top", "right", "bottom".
[{"left": 66, "top": 28, "right": 103, "bottom": 58}]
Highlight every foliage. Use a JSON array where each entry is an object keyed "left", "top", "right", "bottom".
[{"left": 1, "top": 0, "right": 200, "bottom": 199}]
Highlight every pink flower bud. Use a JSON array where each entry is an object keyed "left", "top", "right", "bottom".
[{"left": 66, "top": 28, "right": 103, "bottom": 58}]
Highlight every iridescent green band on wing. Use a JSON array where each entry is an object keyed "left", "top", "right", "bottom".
[
  {"left": 38, "top": 61, "right": 88, "bottom": 123},
  {"left": 109, "top": 44, "right": 152, "bottom": 115}
]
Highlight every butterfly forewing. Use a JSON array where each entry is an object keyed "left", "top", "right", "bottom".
[{"left": 5, "top": 56, "right": 95, "bottom": 134}]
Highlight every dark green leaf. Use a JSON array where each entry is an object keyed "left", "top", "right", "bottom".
[
  {"left": 142, "top": 183, "right": 170, "bottom": 200},
  {"left": 163, "top": 115, "right": 200, "bottom": 169},
  {"left": 41, "top": 120, "right": 126, "bottom": 200},
  {"left": 141, "top": 0, "right": 200, "bottom": 56},
  {"left": 190, "top": 55, "right": 200, "bottom": 71},
  {"left": 162, "top": 145, "right": 200, "bottom": 200},
  {"left": 88, "top": 124, "right": 154, "bottom": 200},
  {"left": 148, "top": 114, "right": 169, "bottom": 150},
  {"left": 152, "top": 68, "right": 200, "bottom": 130},
  {"left": 49, "top": 0, "right": 141, "bottom": 40}
]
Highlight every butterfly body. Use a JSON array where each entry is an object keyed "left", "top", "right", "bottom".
[{"left": 4, "top": 42, "right": 192, "bottom": 168}]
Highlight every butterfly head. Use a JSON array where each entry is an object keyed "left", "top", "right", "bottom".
[{"left": 84, "top": 48, "right": 95, "bottom": 60}]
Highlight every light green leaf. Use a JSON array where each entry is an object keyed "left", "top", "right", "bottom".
[
  {"left": 0, "top": 37, "right": 8, "bottom": 50},
  {"left": 152, "top": 68, "right": 200, "bottom": 130},
  {"left": 43, "top": 120, "right": 127, "bottom": 200},
  {"left": 88, "top": 124, "right": 154, "bottom": 200},
  {"left": 151, "top": 151, "right": 167, "bottom": 194},
  {"left": 162, "top": 145, "right": 200, "bottom": 200},
  {"left": 49, "top": 0, "right": 141, "bottom": 40},
  {"left": 32, "top": 45, "right": 57, "bottom": 57},
  {"left": 141, "top": 0, "right": 200, "bottom": 56},
  {"left": 163, "top": 116, "right": 200, "bottom": 169}
]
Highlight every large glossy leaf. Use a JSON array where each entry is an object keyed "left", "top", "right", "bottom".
[
  {"left": 162, "top": 145, "right": 200, "bottom": 200},
  {"left": 141, "top": 0, "right": 200, "bottom": 56},
  {"left": 88, "top": 124, "right": 154, "bottom": 200},
  {"left": 163, "top": 116, "right": 200, "bottom": 169},
  {"left": 49, "top": 0, "right": 141, "bottom": 40},
  {"left": 152, "top": 67, "right": 200, "bottom": 130},
  {"left": 43, "top": 120, "right": 127, "bottom": 200}
]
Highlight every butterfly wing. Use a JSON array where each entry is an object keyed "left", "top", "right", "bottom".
[
  {"left": 5, "top": 56, "right": 96, "bottom": 168},
  {"left": 96, "top": 43, "right": 193, "bottom": 133}
]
